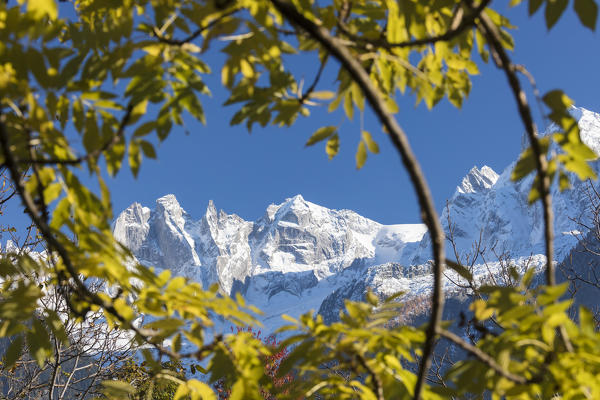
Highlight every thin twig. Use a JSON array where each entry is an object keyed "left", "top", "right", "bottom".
[
  {"left": 438, "top": 329, "right": 529, "bottom": 385},
  {"left": 299, "top": 54, "right": 329, "bottom": 104},
  {"left": 337, "top": 0, "right": 491, "bottom": 49},
  {"left": 152, "top": 8, "right": 241, "bottom": 45},
  {"left": 355, "top": 353, "right": 384, "bottom": 400}
]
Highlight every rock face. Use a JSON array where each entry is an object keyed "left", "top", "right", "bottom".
[
  {"left": 113, "top": 107, "right": 600, "bottom": 330},
  {"left": 113, "top": 193, "right": 426, "bottom": 296}
]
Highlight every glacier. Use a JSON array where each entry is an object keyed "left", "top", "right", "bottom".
[{"left": 113, "top": 107, "right": 600, "bottom": 331}]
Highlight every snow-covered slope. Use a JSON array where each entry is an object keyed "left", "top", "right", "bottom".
[{"left": 113, "top": 106, "right": 600, "bottom": 331}]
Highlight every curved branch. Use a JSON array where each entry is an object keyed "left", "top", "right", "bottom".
[
  {"left": 475, "top": 8, "right": 555, "bottom": 286},
  {"left": 267, "top": 2, "right": 446, "bottom": 399},
  {"left": 338, "top": 0, "right": 491, "bottom": 50},
  {"left": 299, "top": 54, "right": 329, "bottom": 104},
  {"left": 0, "top": 117, "right": 181, "bottom": 362},
  {"left": 475, "top": 3, "right": 575, "bottom": 354}
]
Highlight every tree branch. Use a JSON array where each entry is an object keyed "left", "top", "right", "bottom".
[
  {"left": 355, "top": 352, "right": 384, "bottom": 400},
  {"left": 152, "top": 8, "right": 241, "bottom": 46},
  {"left": 337, "top": 0, "right": 491, "bottom": 50},
  {"left": 15, "top": 104, "right": 133, "bottom": 167},
  {"left": 438, "top": 329, "right": 529, "bottom": 385},
  {"left": 268, "top": 2, "right": 446, "bottom": 399},
  {"left": 474, "top": 5, "right": 555, "bottom": 287},
  {"left": 0, "top": 116, "right": 183, "bottom": 363},
  {"left": 299, "top": 54, "right": 329, "bottom": 104},
  {"left": 475, "top": 4, "right": 574, "bottom": 354}
]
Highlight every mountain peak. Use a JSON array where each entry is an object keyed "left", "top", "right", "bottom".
[
  {"left": 575, "top": 107, "right": 600, "bottom": 155},
  {"left": 286, "top": 194, "right": 305, "bottom": 205},
  {"left": 457, "top": 165, "right": 499, "bottom": 194},
  {"left": 155, "top": 194, "right": 184, "bottom": 214},
  {"left": 156, "top": 193, "right": 179, "bottom": 205}
]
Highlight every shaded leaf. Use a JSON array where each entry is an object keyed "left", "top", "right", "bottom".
[
  {"left": 356, "top": 141, "right": 367, "bottom": 169},
  {"left": 326, "top": 133, "right": 339, "bottom": 160},
  {"left": 545, "top": 0, "right": 569, "bottom": 29},
  {"left": 574, "top": 0, "right": 598, "bottom": 30}
]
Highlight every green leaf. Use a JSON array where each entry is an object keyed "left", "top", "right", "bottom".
[
  {"left": 83, "top": 112, "right": 100, "bottom": 153},
  {"left": 365, "top": 290, "right": 379, "bottom": 306},
  {"left": 512, "top": 138, "right": 550, "bottom": 181},
  {"left": 43, "top": 183, "right": 62, "bottom": 204},
  {"left": 356, "top": 141, "right": 367, "bottom": 169},
  {"left": 529, "top": 0, "right": 544, "bottom": 15},
  {"left": 139, "top": 140, "right": 157, "bottom": 159},
  {"left": 350, "top": 82, "right": 364, "bottom": 112},
  {"left": 545, "top": 0, "right": 569, "bottom": 29},
  {"left": 133, "top": 121, "right": 157, "bottom": 138},
  {"left": 129, "top": 99, "right": 148, "bottom": 126},
  {"left": 129, "top": 140, "right": 141, "bottom": 178},
  {"left": 173, "top": 383, "right": 190, "bottom": 400},
  {"left": 580, "top": 306, "right": 595, "bottom": 335},
  {"left": 102, "top": 380, "right": 136, "bottom": 396},
  {"left": 187, "top": 380, "right": 217, "bottom": 400},
  {"left": 344, "top": 90, "right": 354, "bottom": 120},
  {"left": 512, "top": 148, "right": 537, "bottom": 181},
  {"left": 528, "top": 176, "right": 542, "bottom": 204},
  {"left": 27, "top": 319, "right": 52, "bottom": 368},
  {"left": 306, "top": 126, "right": 336, "bottom": 146},
  {"left": 446, "top": 259, "right": 473, "bottom": 281},
  {"left": 105, "top": 139, "right": 126, "bottom": 176},
  {"left": 172, "top": 333, "right": 182, "bottom": 353},
  {"left": 326, "top": 133, "right": 339, "bottom": 160},
  {"left": 72, "top": 100, "right": 85, "bottom": 133},
  {"left": 543, "top": 89, "right": 573, "bottom": 111},
  {"left": 560, "top": 156, "right": 597, "bottom": 180},
  {"left": 558, "top": 169, "right": 571, "bottom": 191},
  {"left": 574, "top": 0, "right": 598, "bottom": 30},
  {"left": 45, "top": 310, "right": 69, "bottom": 345},
  {"left": 361, "top": 131, "right": 379, "bottom": 154},
  {"left": 2, "top": 335, "right": 24, "bottom": 370}
]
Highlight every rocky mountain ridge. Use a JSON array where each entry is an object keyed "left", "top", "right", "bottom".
[{"left": 113, "top": 107, "right": 600, "bottom": 330}]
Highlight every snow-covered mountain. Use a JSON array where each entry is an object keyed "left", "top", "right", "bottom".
[{"left": 113, "top": 107, "right": 600, "bottom": 331}]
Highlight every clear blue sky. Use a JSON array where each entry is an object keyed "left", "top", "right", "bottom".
[{"left": 5, "top": 4, "right": 600, "bottom": 231}]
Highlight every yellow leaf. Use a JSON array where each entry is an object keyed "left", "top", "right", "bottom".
[
  {"left": 356, "top": 141, "right": 367, "bottom": 169},
  {"left": 306, "top": 126, "right": 336, "bottom": 146},
  {"left": 361, "top": 131, "right": 380, "bottom": 154},
  {"left": 326, "top": 133, "right": 339, "bottom": 160},
  {"left": 28, "top": 0, "right": 58, "bottom": 20}
]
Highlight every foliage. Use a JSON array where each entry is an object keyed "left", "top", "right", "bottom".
[
  {"left": 213, "top": 327, "right": 293, "bottom": 400},
  {"left": 447, "top": 276, "right": 600, "bottom": 399},
  {"left": 108, "top": 359, "right": 187, "bottom": 400},
  {"left": 0, "top": 0, "right": 599, "bottom": 399}
]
